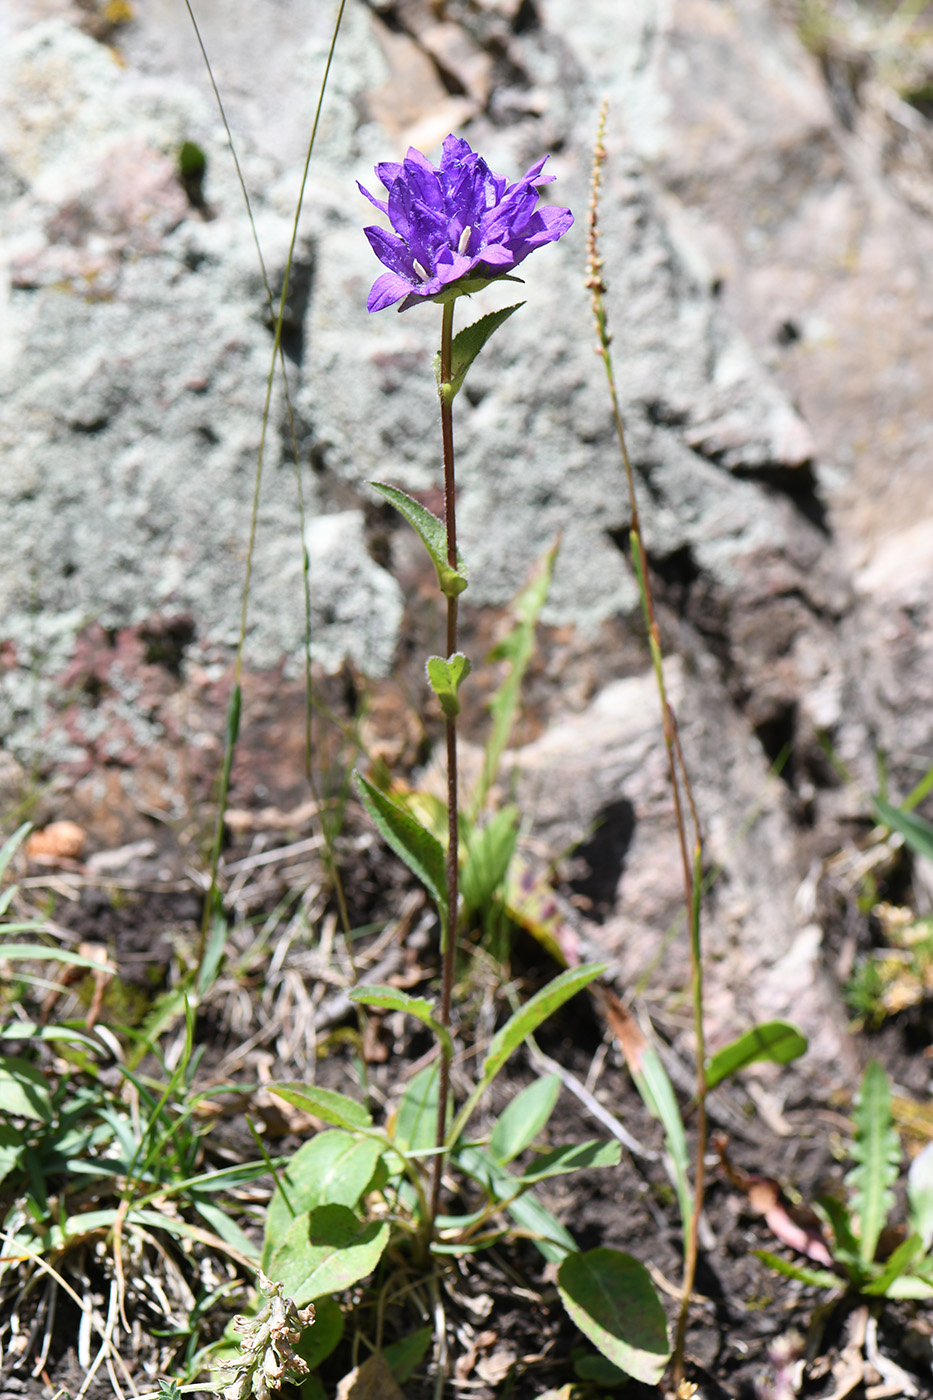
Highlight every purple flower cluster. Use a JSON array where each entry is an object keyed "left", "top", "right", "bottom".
[{"left": 360, "top": 134, "right": 573, "bottom": 313}]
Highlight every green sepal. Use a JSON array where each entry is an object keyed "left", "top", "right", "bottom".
[
  {"left": 435, "top": 302, "right": 525, "bottom": 403},
  {"left": 353, "top": 771, "right": 449, "bottom": 929},
  {"left": 370, "top": 482, "right": 467, "bottom": 599},
  {"left": 426, "top": 652, "right": 471, "bottom": 719}
]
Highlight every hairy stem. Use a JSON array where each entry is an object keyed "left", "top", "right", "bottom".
[{"left": 430, "top": 298, "right": 460, "bottom": 1228}]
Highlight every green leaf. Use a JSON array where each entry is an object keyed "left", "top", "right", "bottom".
[
  {"left": 436, "top": 303, "right": 524, "bottom": 402},
  {"left": 268, "top": 1202, "right": 389, "bottom": 1306},
  {"left": 753, "top": 1250, "right": 841, "bottom": 1290},
  {"left": 265, "top": 1083, "right": 373, "bottom": 1132},
  {"left": 383, "top": 1326, "right": 433, "bottom": 1383},
  {"left": 706, "top": 1021, "right": 807, "bottom": 1090},
  {"left": 263, "top": 1132, "right": 386, "bottom": 1264},
  {"left": 349, "top": 986, "right": 451, "bottom": 1058},
  {"left": 489, "top": 1075, "right": 560, "bottom": 1165},
  {"left": 455, "top": 1145, "right": 576, "bottom": 1263},
  {"left": 0, "top": 1022, "right": 103, "bottom": 1052},
  {"left": 629, "top": 1045, "right": 692, "bottom": 1251},
  {"left": 873, "top": 794, "right": 933, "bottom": 861},
  {"left": 472, "top": 539, "right": 558, "bottom": 816},
  {"left": 816, "top": 1194, "right": 861, "bottom": 1273},
  {"left": 862, "top": 1233, "right": 927, "bottom": 1297},
  {"left": 481, "top": 965, "right": 608, "bottom": 1089},
  {"left": 884, "top": 1274, "right": 933, "bottom": 1299},
  {"left": 294, "top": 1293, "right": 344, "bottom": 1371},
  {"left": 370, "top": 482, "right": 467, "bottom": 599},
  {"left": 461, "top": 807, "right": 520, "bottom": 922},
  {"left": 449, "top": 964, "right": 608, "bottom": 1149},
  {"left": 516, "top": 1140, "right": 621, "bottom": 1184},
  {"left": 848, "top": 1059, "right": 900, "bottom": 1266},
  {"left": 426, "top": 652, "right": 471, "bottom": 719},
  {"left": 353, "top": 771, "right": 448, "bottom": 926},
  {"left": 0, "top": 1055, "right": 53, "bottom": 1123},
  {"left": 557, "top": 1249, "right": 670, "bottom": 1385},
  {"left": 1, "top": 943, "right": 121, "bottom": 972},
  {"left": 0, "top": 1124, "right": 24, "bottom": 1189},
  {"left": 191, "top": 1195, "right": 260, "bottom": 1262},
  {"left": 573, "top": 1351, "right": 631, "bottom": 1385},
  {"left": 908, "top": 1141, "right": 933, "bottom": 1247},
  {"left": 394, "top": 1062, "right": 443, "bottom": 1156},
  {"left": 0, "top": 822, "right": 30, "bottom": 883}
]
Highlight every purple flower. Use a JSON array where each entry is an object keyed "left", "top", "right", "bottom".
[{"left": 359, "top": 134, "right": 573, "bottom": 313}]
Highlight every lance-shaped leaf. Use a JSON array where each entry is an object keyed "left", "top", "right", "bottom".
[
  {"left": 426, "top": 652, "right": 471, "bottom": 720},
  {"left": 706, "top": 1020, "right": 807, "bottom": 1090},
  {"left": 848, "top": 1059, "right": 900, "bottom": 1266},
  {"left": 370, "top": 482, "right": 467, "bottom": 599},
  {"left": 435, "top": 303, "right": 524, "bottom": 402},
  {"left": 873, "top": 794, "right": 933, "bottom": 862},
  {"left": 354, "top": 772, "right": 448, "bottom": 927},
  {"left": 350, "top": 985, "right": 452, "bottom": 1059}
]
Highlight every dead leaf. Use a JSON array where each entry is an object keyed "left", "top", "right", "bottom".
[
  {"left": 26, "top": 820, "right": 86, "bottom": 862},
  {"left": 335, "top": 1352, "right": 406, "bottom": 1400},
  {"left": 601, "top": 987, "right": 647, "bottom": 1073},
  {"left": 715, "top": 1134, "right": 836, "bottom": 1269}
]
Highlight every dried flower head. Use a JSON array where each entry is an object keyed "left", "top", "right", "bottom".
[
  {"left": 218, "top": 1273, "right": 315, "bottom": 1400},
  {"left": 360, "top": 133, "right": 573, "bottom": 313}
]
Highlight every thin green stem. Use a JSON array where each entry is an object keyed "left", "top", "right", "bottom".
[
  {"left": 430, "top": 299, "right": 460, "bottom": 1231},
  {"left": 587, "top": 101, "right": 706, "bottom": 1386}
]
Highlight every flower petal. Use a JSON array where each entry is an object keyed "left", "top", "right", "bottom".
[{"left": 367, "top": 271, "right": 415, "bottom": 313}]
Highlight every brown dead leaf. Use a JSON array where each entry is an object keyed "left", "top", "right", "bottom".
[
  {"left": 26, "top": 820, "right": 86, "bottom": 863},
  {"left": 600, "top": 987, "right": 647, "bottom": 1073},
  {"left": 335, "top": 1353, "right": 406, "bottom": 1400},
  {"left": 715, "top": 1134, "right": 836, "bottom": 1269}
]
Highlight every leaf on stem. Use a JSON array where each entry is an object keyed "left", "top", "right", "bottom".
[
  {"left": 426, "top": 652, "right": 471, "bottom": 719},
  {"left": 370, "top": 482, "right": 467, "bottom": 599},
  {"left": 349, "top": 985, "right": 452, "bottom": 1059},
  {"left": 705, "top": 1020, "right": 807, "bottom": 1090},
  {"left": 353, "top": 772, "right": 449, "bottom": 926},
  {"left": 481, "top": 964, "right": 608, "bottom": 1089},
  {"left": 435, "top": 303, "right": 525, "bottom": 402},
  {"left": 489, "top": 1074, "right": 560, "bottom": 1165},
  {"left": 264, "top": 1083, "right": 373, "bottom": 1132}
]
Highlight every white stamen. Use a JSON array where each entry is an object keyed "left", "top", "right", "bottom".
[
  {"left": 412, "top": 259, "right": 429, "bottom": 281},
  {"left": 457, "top": 225, "right": 472, "bottom": 254}
]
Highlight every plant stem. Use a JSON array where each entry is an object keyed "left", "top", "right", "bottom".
[
  {"left": 430, "top": 298, "right": 460, "bottom": 1228},
  {"left": 586, "top": 102, "right": 706, "bottom": 1386}
]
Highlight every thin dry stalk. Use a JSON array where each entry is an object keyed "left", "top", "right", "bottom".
[{"left": 586, "top": 99, "right": 707, "bottom": 1386}]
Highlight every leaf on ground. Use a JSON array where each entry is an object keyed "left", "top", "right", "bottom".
[
  {"left": 335, "top": 1352, "right": 406, "bottom": 1400},
  {"left": 716, "top": 1134, "right": 835, "bottom": 1268},
  {"left": 557, "top": 1248, "right": 670, "bottom": 1385}
]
